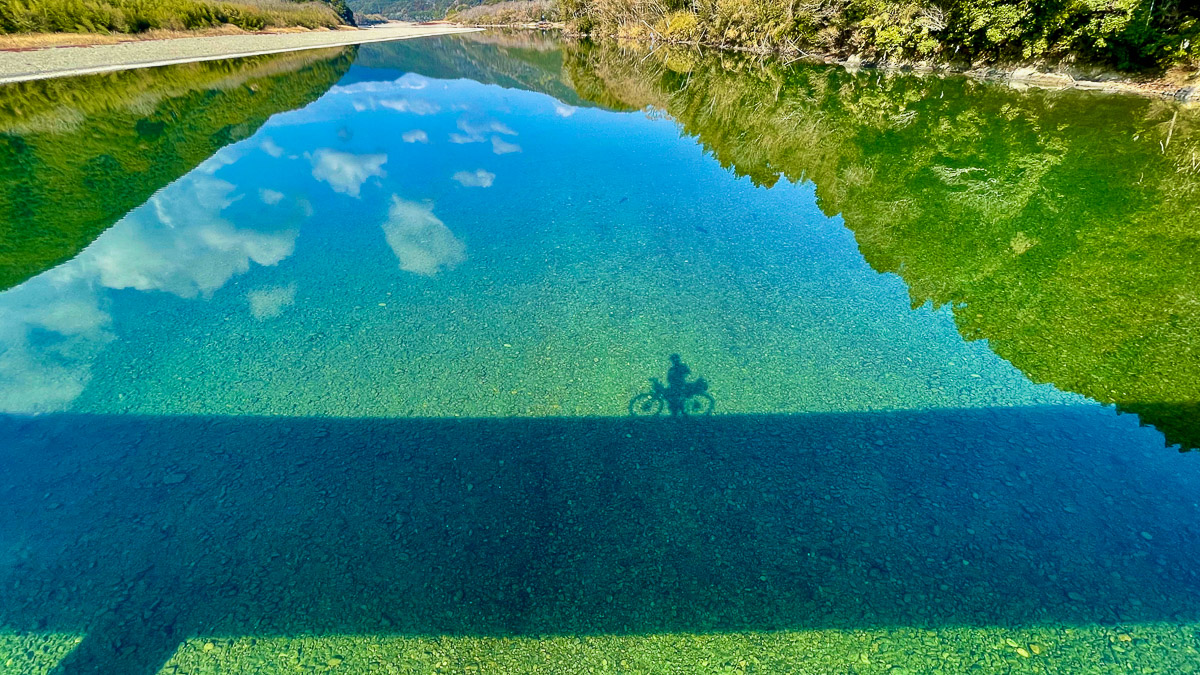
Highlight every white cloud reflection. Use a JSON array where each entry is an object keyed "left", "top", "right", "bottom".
[
  {"left": 450, "top": 116, "right": 517, "bottom": 144},
  {"left": 463, "top": 118, "right": 516, "bottom": 137},
  {"left": 0, "top": 174, "right": 301, "bottom": 412},
  {"left": 402, "top": 129, "right": 429, "bottom": 144},
  {"left": 395, "top": 74, "right": 429, "bottom": 89},
  {"left": 77, "top": 177, "right": 296, "bottom": 298},
  {"left": 329, "top": 75, "right": 431, "bottom": 95},
  {"left": 382, "top": 196, "right": 465, "bottom": 276},
  {"left": 197, "top": 144, "right": 248, "bottom": 174},
  {"left": 491, "top": 137, "right": 521, "bottom": 155},
  {"left": 332, "top": 79, "right": 440, "bottom": 116},
  {"left": 378, "top": 99, "right": 441, "bottom": 115},
  {"left": 309, "top": 149, "right": 387, "bottom": 198},
  {"left": 452, "top": 169, "right": 495, "bottom": 188},
  {"left": 259, "top": 188, "right": 284, "bottom": 204},
  {"left": 0, "top": 276, "right": 113, "bottom": 413},
  {"left": 261, "top": 137, "right": 285, "bottom": 157}
]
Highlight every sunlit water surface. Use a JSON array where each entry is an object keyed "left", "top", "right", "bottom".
[{"left": 1, "top": 34, "right": 1199, "bottom": 674}]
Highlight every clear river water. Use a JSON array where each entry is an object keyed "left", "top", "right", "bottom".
[{"left": 0, "top": 31, "right": 1198, "bottom": 674}]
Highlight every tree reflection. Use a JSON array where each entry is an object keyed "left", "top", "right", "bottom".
[
  {"left": 562, "top": 41, "right": 1200, "bottom": 450},
  {"left": 0, "top": 48, "right": 353, "bottom": 292}
]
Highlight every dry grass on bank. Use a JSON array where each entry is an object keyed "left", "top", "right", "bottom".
[
  {"left": 450, "top": 0, "right": 558, "bottom": 25},
  {"left": 0, "top": 0, "right": 344, "bottom": 37},
  {"left": 0, "top": 23, "right": 348, "bottom": 49}
]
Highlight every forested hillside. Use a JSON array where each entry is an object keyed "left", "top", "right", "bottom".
[{"left": 442, "top": 0, "right": 1199, "bottom": 72}]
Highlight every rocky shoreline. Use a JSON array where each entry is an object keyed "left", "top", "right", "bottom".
[{"left": 828, "top": 53, "right": 1195, "bottom": 103}]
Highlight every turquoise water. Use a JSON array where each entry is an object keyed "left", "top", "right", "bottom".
[
  {"left": 2, "top": 34, "right": 1200, "bottom": 674},
  {"left": 0, "top": 68, "right": 1077, "bottom": 418}
]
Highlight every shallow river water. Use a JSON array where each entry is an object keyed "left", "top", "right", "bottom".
[{"left": 0, "top": 31, "right": 1199, "bottom": 674}]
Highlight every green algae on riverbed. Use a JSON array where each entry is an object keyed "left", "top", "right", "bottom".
[{"left": 2, "top": 626, "right": 1187, "bottom": 674}]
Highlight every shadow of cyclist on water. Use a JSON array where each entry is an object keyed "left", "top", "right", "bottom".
[
  {"left": 664, "top": 354, "right": 692, "bottom": 415},
  {"left": 629, "top": 354, "right": 715, "bottom": 416}
]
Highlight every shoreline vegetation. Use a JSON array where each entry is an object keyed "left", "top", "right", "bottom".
[
  {"left": 0, "top": 0, "right": 357, "bottom": 37},
  {"left": 0, "top": 23, "right": 354, "bottom": 51},
  {"left": 447, "top": 0, "right": 1199, "bottom": 97}
]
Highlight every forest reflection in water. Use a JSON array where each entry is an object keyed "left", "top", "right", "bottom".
[
  {"left": 552, "top": 38, "right": 1200, "bottom": 451},
  {"left": 0, "top": 47, "right": 355, "bottom": 293},
  {"left": 0, "top": 33, "right": 1196, "bottom": 446}
]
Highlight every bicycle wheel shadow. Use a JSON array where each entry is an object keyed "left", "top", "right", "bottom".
[
  {"left": 0, "top": 406, "right": 1197, "bottom": 673},
  {"left": 628, "top": 355, "right": 715, "bottom": 416}
]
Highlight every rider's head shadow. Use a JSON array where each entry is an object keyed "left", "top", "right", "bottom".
[{"left": 629, "top": 355, "right": 714, "bottom": 416}]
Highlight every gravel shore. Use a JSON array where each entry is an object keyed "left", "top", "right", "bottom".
[{"left": 0, "top": 23, "right": 480, "bottom": 83}]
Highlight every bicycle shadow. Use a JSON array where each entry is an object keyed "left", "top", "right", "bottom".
[{"left": 628, "top": 355, "right": 715, "bottom": 416}]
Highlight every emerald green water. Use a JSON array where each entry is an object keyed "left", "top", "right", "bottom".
[{"left": 0, "top": 32, "right": 1198, "bottom": 674}]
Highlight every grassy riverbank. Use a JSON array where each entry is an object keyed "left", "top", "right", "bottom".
[
  {"left": 448, "top": 0, "right": 1199, "bottom": 74},
  {"left": 0, "top": 0, "right": 354, "bottom": 35}
]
